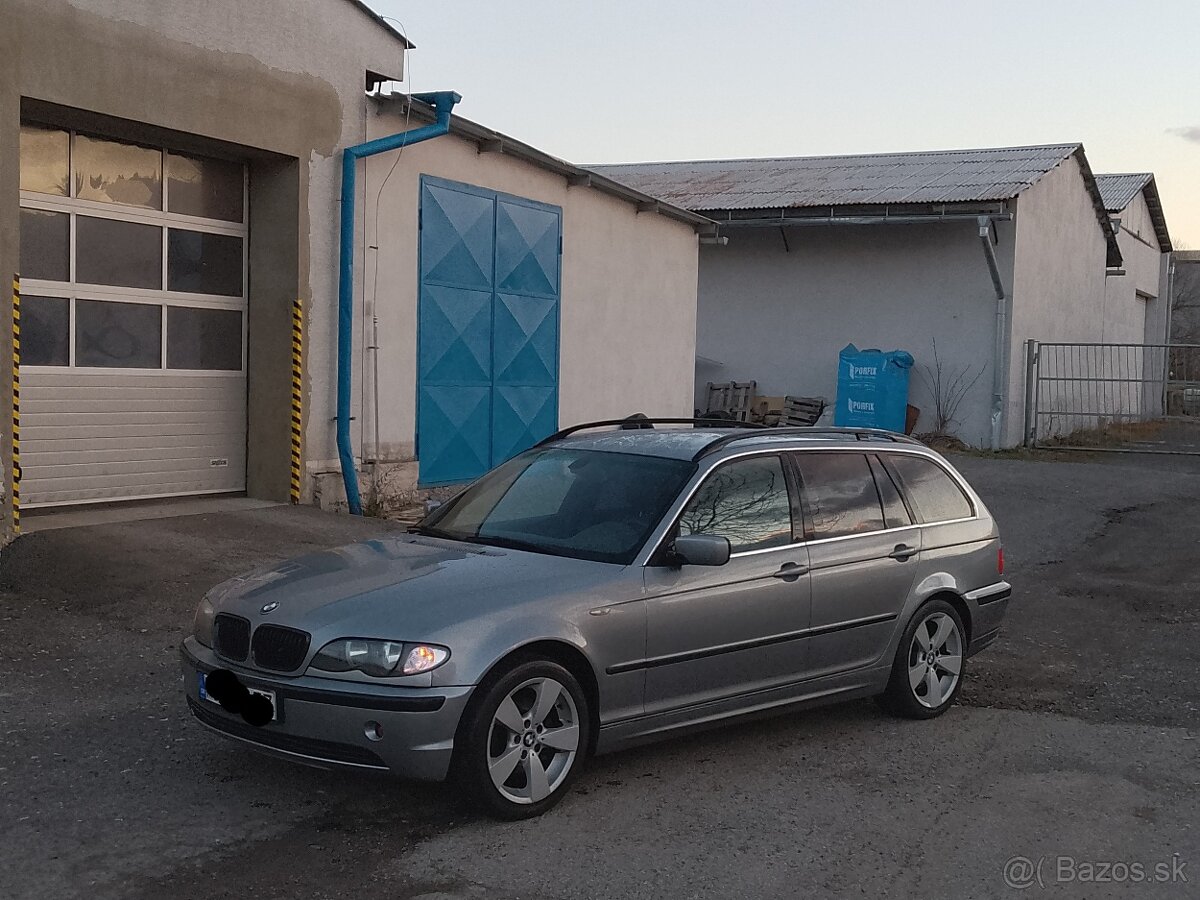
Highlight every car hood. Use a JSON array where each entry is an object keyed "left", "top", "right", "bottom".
[{"left": 207, "top": 534, "right": 624, "bottom": 638}]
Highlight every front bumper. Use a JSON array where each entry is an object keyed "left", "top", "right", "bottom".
[{"left": 180, "top": 637, "right": 473, "bottom": 781}]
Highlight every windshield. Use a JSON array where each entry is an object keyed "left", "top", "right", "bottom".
[{"left": 417, "top": 448, "right": 695, "bottom": 564}]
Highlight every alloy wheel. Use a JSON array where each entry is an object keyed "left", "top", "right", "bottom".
[
  {"left": 907, "top": 612, "right": 963, "bottom": 709},
  {"left": 486, "top": 676, "right": 580, "bottom": 804}
]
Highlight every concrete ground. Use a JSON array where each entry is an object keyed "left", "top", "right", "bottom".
[{"left": 1, "top": 456, "right": 1197, "bottom": 900}]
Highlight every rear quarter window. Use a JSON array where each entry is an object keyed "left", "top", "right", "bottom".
[{"left": 882, "top": 454, "right": 974, "bottom": 524}]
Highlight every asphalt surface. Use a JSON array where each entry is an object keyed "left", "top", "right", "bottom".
[{"left": 1, "top": 456, "right": 1198, "bottom": 899}]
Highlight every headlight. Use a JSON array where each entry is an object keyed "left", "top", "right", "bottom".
[
  {"left": 310, "top": 639, "right": 450, "bottom": 677},
  {"left": 193, "top": 597, "right": 216, "bottom": 648}
]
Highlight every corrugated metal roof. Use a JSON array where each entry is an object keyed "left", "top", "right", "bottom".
[
  {"left": 1095, "top": 173, "right": 1153, "bottom": 212},
  {"left": 1094, "top": 172, "right": 1171, "bottom": 251},
  {"left": 587, "top": 144, "right": 1081, "bottom": 211}
]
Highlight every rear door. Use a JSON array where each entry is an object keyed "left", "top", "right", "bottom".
[
  {"left": 641, "top": 454, "right": 811, "bottom": 714},
  {"left": 790, "top": 451, "right": 922, "bottom": 678}
]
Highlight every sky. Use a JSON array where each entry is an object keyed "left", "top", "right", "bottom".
[{"left": 370, "top": 0, "right": 1199, "bottom": 247}]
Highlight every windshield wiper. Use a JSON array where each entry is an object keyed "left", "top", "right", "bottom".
[
  {"left": 407, "top": 524, "right": 459, "bottom": 540},
  {"left": 461, "top": 534, "right": 553, "bottom": 555}
]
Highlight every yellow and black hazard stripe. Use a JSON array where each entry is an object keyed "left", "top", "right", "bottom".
[
  {"left": 11, "top": 275, "right": 20, "bottom": 534},
  {"left": 290, "top": 299, "right": 303, "bottom": 503}
]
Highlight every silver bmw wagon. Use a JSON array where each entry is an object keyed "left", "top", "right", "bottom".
[{"left": 182, "top": 420, "right": 1010, "bottom": 818}]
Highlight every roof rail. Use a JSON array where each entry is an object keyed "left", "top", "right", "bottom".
[
  {"left": 534, "top": 417, "right": 765, "bottom": 448},
  {"left": 692, "top": 426, "right": 923, "bottom": 461}
]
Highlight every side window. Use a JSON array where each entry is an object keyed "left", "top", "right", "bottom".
[
  {"left": 868, "top": 455, "right": 913, "bottom": 529},
  {"left": 882, "top": 454, "right": 974, "bottom": 524},
  {"left": 679, "top": 455, "right": 793, "bottom": 553},
  {"left": 792, "top": 453, "right": 886, "bottom": 539}
]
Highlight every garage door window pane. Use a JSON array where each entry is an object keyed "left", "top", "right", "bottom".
[
  {"left": 167, "top": 307, "right": 242, "bottom": 370},
  {"left": 19, "top": 209, "right": 70, "bottom": 282},
  {"left": 76, "top": 216, "right": 162, "bottom": 289},
  {"left": 20, "top": 125, "right": 69, "bottom": 196},
  {"left": 22, "top": 296, "right": 70, "bottom": 366},
  {"left": 882, "top": 455, "right": 974, "bottom": 524},
  {"left": 167, "top": 152, "right": 244, "bottom": 222},
  {"left": 168, "top": 229, "right": 243, "bottom": 296},
  {"left": 75, "top": 134, "right": 163, "bottom": 209},
  {"left": 793, "top": 453, "right": 886, "bottom": 539},
  {"left": 679, "top": 455, "right": 793, "bottom": 553},
  {"left": 76, "top": 299, "right": 162, "bottom": 368}
]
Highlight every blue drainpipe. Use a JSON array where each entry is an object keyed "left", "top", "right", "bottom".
[{"left": 337, "top": 90, "right": 462, "bottom": 515}]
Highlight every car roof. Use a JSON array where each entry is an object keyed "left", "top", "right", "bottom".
[{"left": 549, "top": 426, "right": 927, "bottom": 462}]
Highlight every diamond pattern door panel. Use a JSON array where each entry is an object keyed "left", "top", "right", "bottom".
[
  {"left": 418, "top": 178, "right": 561, "bottom": 485},
  {"left": 496, "top": 199, "right": 560, "bottom": 296}
]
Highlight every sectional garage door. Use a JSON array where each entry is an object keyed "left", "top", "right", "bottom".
[
  {"left": 18, "top": 125, "right": 247, "bottom": 507},
  {"left": 417, "top": 176, "right": 561, "bottom": 485}
]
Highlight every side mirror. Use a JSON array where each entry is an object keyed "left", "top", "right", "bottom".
[{"left": 670, "top": 534, "right": 731, "bottom": 567}]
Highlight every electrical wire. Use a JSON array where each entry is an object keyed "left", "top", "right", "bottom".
[{"left": 362, "top": 15, "right": 415, "bottom": 469}]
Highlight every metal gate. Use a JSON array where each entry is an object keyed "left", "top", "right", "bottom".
[
  {"left": 417, "top": 176, "right": 561, "bottom": 485},
  {"left": 1025, "top": 341, "right": 1200, "bottom": 454}
]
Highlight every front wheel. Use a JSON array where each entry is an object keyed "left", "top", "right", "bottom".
[
  {"left": 878, "top": 599, "right": 966, "bottom": 719},
  {"left": 454, "top": 659, "right": 590, "bottom": 820}
]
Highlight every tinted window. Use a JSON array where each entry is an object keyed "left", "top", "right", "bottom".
[
  {"left": 76, "top": 216, "right": 162, "bottom": 289},
  {"left": 793, "top": 452, "right": 886, "bottom": 539},
  {"left": 22, "top": 296, "right": 70, "bottom": 366},
  {"left": 679, "top": 455, "right": 793, "bottom": 553},
  {"left": 167, "top": 152, "right": 244, "bottom": 222},
  {"left": 168, "top": 229, "right": 243, "bottom": 296},
  {"left": 423, "top": 448, "right": 694, "bottom": 565},
  {"left": 869, "top": 454, "right": 912, "bottom": 529},
  {"left": 19, "top": 125, "right": 69, "bottom": 196},
  {"left": 75, "top": 299, "right": 162, "bottom": 368},
  {"left": 167, "top": 306, "right": 242, "bottom": 370},
  {"left": 883, "top": 455, "right": 974, "bottom": 524},
  {"left": 74, "top": 134, "right": 162, "bottom": 209},
  {"left": 19, "top": 209, "right": 70, "bottom": 282}
]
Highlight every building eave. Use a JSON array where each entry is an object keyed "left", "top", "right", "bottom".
[{"left": 370, "top": 94, "right": 716, "bottom": 233}]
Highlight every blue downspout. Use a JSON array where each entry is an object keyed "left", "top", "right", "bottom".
[{"left": 337, "top": 90, "right": 462, "bottom": 515}]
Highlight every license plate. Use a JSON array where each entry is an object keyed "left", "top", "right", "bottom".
[{"left": 198, "top": 672, "right": 278, "bottom": 722}]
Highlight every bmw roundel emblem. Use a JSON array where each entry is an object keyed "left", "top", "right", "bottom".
[{"left": 260, "top": 602, "right": 279, "bottom": 615}]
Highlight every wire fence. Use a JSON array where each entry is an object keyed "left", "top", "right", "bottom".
[{"left": 1027, "top": 342, "right": 1200, "bottom": 454}]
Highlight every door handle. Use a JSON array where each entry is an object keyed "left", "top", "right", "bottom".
[
  {"left": 888, "top": 544, "right": 917, "bottom": 561},
  {"left": 772, "top": 561, "right": 809, "bottom": 580}
]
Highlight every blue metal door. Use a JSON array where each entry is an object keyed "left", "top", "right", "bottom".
[{"left": 418, "top": 177, "right": 561, "bottom": 485}]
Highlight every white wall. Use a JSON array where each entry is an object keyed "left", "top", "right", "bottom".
[
  {"left": 1007, "top": 154, "right": 1119, "bottom": 439},
  {"left": 694, "top": 219, "right": 1015, "bottom": 447},
  {"left": 1106, "top": 190, "right": 1169, "bottom": 343},
  {"left": 360, "top": 108, "right": 699, "bottom": 477}
]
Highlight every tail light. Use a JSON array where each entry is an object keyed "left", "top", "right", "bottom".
[{"left": 998, "top": 546, "right": 1005, "bottom": 576}]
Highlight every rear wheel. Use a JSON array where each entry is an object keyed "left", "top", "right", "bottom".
[
  {"left": 455, "top": 659, "right": 589, "bottom": 819},
  {"left": 878, "top": 599, "right": 965, "bottom": 719}
]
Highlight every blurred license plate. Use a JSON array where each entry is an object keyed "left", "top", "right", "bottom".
[{"left": 198, "top": 672, "right": 278, "bottom": 722}]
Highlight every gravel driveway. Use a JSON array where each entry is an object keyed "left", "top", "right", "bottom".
[{"left": 1, "top": 455, "right": 1197, "bottom": 899}]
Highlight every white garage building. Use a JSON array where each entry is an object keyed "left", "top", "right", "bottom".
[{"left": 593, "top": 145, "right": 1169, "bottom": 449}]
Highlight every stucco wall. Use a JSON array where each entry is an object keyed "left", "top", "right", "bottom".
[
  {"left": 1104, "top": 190, "right": 1169, "bottom": 344},
  {"left": 1, "top": 0, "right": 408, "bottom": 531},
  {"left": 693, "top": 219, "right": 1015, "bottom": 447},
  {"left": 357, "top": 106, "right": 699, "bottom": 490},
  {"left": 1008, "top": 155, "right": 1116, "bottom": 440}
]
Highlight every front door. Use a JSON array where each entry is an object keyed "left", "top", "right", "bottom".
[
  {"left": 417, "top": 176, "right": 561, "bottom": 485},
  {"left": 790, "top": 451, "right": 922, "bottom": 677},
  {"left": 642, "top": 454, "right": 811, "bottom": 714}
]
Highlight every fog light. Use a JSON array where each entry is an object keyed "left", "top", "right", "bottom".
[{"left": 364, "top": 720, "right": 383, "bottom": 742}]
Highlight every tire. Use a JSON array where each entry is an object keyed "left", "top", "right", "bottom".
[
  {"left": 877, "top": 599, "right": 966, "bottom": 719},
  {"left": 453, "top": 658, "right": 590, "bottom": 820}
]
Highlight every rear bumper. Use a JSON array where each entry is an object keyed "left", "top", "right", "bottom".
[
  {"left": 964, "top": 581, "right": 1011, "bottom": 657},
  {"left": 180, "top": 638, "right": 473, "bottom": 781}
]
